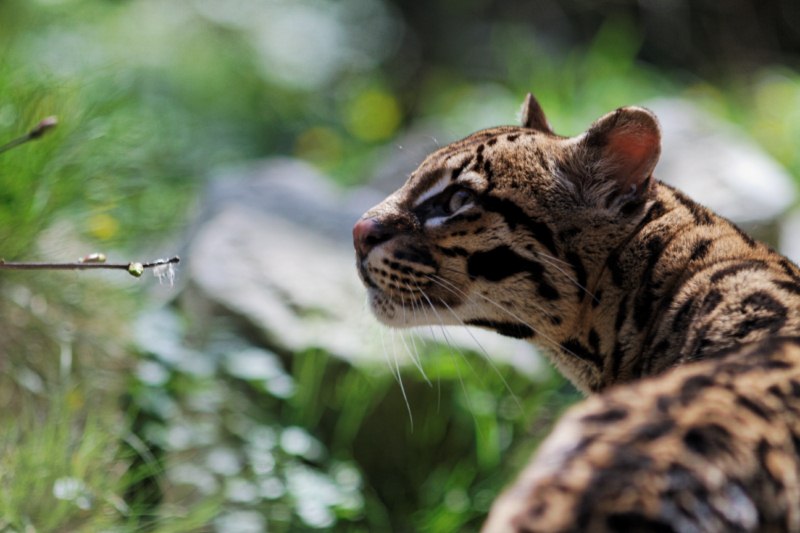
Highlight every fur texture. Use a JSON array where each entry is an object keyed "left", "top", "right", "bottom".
[{"left": 354, "top": 94, "right": 800, "bottom": 531}]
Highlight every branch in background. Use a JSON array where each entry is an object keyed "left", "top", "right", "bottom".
[
  {"left": 0, "top": 255, "right": 180, "bottom": 281},
  {"left": 0, "top": 116, "right": 58, "bottom": 155},
  {"left": 1, "top": 117, "right": 180, "bottom": 284}
]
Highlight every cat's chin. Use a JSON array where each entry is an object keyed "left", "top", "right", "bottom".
[
  {"left": 367, "top": 288, "right": 405, "bottom": 326},
  {"left": 367, "top": 288, "right": 445, "bottom": 329}
]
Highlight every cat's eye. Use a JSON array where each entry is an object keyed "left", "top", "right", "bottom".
[{"left": 446, "top": 189, "right": 474, "bottom": 214}]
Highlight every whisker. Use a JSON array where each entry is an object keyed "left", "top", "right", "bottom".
[
  {"left": 429, "top": 272, "right": 553, "bottom": 326},
  {"left": 530, "top": 251, "right": 599, "bottom": 304},
  {"left": 390, "top": 328, "right": 414, "bottom": 429},
  {"left": 431, "top": 293, "right": 522, "bottom": 411},
  {"left": 415, "top": 287, "right": 478, "bottom": 429},
  {"left": 378, "top": 325, "right": 398, "bottom": 388},
  {"left": 401, "top": 284, "right": 432, "bottom": 386},
  {"left": 427, "top": 273, "right": 580, "bottom": 360},
  {"left": 435, "top": 266, "right": 559, "bottom": 321},
  {"left": 409, "top": 293, "right": 445, "bottom": 412},
  {"left": 528, "top": 249, "right": 572, "bottom": 267}
]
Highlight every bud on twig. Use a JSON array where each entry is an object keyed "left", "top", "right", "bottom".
[{"left": 0, "top": 116, "right": 59, "bottom": 155}]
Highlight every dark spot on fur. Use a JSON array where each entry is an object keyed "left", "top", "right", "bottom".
[
  {"left": 689, "top": 238, "right": 713, "bottom": 262},
  {"left": 528, "top": 501, "right": 547, "bottom": 519},
  {"left": 742, "top": 291, "right": 786, "bottom": 315},
  {"left": 558, "top": 227, "right": 581, "bottom": 241},
  {"left": 467, "top": 246, "right": 535, "bottom": 280},
  {"left": 606, "top": 200, "right": 667, "bottom": 287},
  {"left": 767, "top": 384, "right": 783, "bottom": 398},
  {"left": 709, "top": 261, "right": 767, "bottom": 283},
  {"left": 437, "top": 246, "right": 469, "bottom": 258},
  {"left": 482, "top": 159, "right": 493, "bottom": 179},
  {"left": 775, "top": 280, "right": 800, "bottom": 295},
  {"left": 729, "top": 221, "right": 757, "bottom": 248},
  {"left": 565, "top": 251, "right": 588, "bottom": 303},
  {"left": 697, "top": 289, "right": 723, "bottom": 318},
  {"left": 656, "top": 395, "right": 672, "bottom": 412},
  {"left": 582, "top": 407, "right": 628, "bottom": 423},
  {"left": 450, "top": 159, "right": 471, "bottom": 181},
  {"left": 561, "top": 338, "right": 603, "bottom": 369},
  {"left": 620, "top": 197, "right": 647, "bottom": 216},
  {"left": 633, "top": 236, "right": 666, "bottom": 331},
  {"left": 765, "top": 359, "right": 792, "bottom": 370},
  {"left": 734, "top": 291, "right": 788, "bottom": 338},
  {"left": 615, "top": 296, "right": 629, "bottom": 331},
  {"left": 537, "top": 280, "right": 561, "bottom": 300},
  {"left": 606, "top": 512, "right": 676, "bottom": 533},
  {"left": 606, "top": 247, "right": 625, "bottom": 287},
  {"left": 467, "top": 246, "right": 559, "bottom": 299},
  {"left": 481, "top": 195, "right": 558, "bottom": 256},
  {"left": 640, "top": 200, "right": 669, "bottom": 227},
  {"left": 592, "top": 288, "right": 603, "bottom": 308},
  {"left": 757, "top": 438, "right": 772, "bottom": 466},
  {"left": 506, "top": 134, "right": 519, "bottom": 142},
  {"left": 737, "top": 395, "right": 771, "bottom": 420},
  {"left": 611, "top": 342, "right": 626, "bottom": 380},
  {"left": 672, "top": 296, "right": 696, "bottom": 333},
  {"left": 679, "top": 374, "right": 715, "bottom": 403},
  {"left": 653, "top": 339, "right": 670, "bottom": 355},
  {"left": 670, "top": 187, "right": 713, "bottom": 225},
  {"left": 685, "top": 324, "right": 715, "bottom": 361},
  {"left": 588, "top": 328, "right": 601, "bottom": 354},
  {"left": 683, "top": 423, "right": 732, "bottom": 457},
  {"left": 779, "top": 258, "right": 800, "bottom": 281},
  {"left": 465, "top": 319, "right": 534, "bottom": 339},
  {"left": 635, "top": 419, "right": 675, "bottom": 441}
]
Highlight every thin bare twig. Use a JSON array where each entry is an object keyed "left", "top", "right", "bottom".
[
  {"left": 0, "top": 116, "right": 58, "bottom": 155},
  {"left": 0, "top": 117, "right": 180, "bottom": 282},
  {"left": 0, "top": 256, "right": 180, "bottom": 278}
]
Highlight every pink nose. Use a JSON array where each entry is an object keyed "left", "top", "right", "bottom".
[{"left": 353, "top": 218, "right": 393, "bottom": 258}]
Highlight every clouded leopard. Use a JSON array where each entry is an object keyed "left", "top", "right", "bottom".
[{"left": 353, "top": 93, "right": 800, "bottom": 532}]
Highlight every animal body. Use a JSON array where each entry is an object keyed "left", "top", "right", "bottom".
[{"left": 353, "top": 93, "right": 800, "bottom": 532}]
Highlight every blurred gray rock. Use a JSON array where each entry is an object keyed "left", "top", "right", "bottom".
[
  {"left": 198, "top": 158, "right": 381, "bottom": 245},
  {"left": 779, "top": 209, "right": 800, "bottom": 265},
  {"left": 647, "top": 98, "right": 796, "bottom": 224},
  {"left": 186, "top": 158, "right": 544, "bottom": 377}
]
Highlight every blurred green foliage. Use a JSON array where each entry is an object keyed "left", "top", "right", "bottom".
[
  {"left": 131, "top": 306, "right": 576, "bottom": 532},
  {"left": 2, "top": 0, "right": 800, "bottom": 531}
]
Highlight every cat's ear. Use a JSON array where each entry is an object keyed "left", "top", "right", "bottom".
[
  {"left": 520, "top": 93, "right": 553, "bottom": 134},
  {"left": 578, "top": 106, "right": 661, "bottom": 193}
]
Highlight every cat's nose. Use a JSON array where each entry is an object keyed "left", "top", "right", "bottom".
[{"left": 353, "top": 218, "right": 394, "bottom": 258}]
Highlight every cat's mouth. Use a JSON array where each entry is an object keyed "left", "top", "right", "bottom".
[
  {"left": 354, "top": 216, "right": 471, "bottom": 326},
  {"left": 356, "top": 261, "right": 379, "bottom": 290},
  {"left": 356, "top": 247, "right": 459, "bottom": 327}
]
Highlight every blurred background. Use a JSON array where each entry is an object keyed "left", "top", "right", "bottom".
[{"left": 2, "top": 0, "right": 800, "bottom": 531}]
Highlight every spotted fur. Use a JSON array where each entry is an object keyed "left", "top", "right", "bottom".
[{"left": 353, "top": 93, "right": 800, "bottom": 532}]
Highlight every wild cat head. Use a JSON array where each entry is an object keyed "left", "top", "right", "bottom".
[{"left": 353, "top": 93, "right": 661, "bottom": 343}]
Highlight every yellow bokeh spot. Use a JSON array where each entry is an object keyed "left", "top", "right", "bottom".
[
  {"left": 66, "top": 388, "right": 84, "bottom": 411},
  {"left": 87, "top": 212, "right": 119, "bottom": 241},
  {"left": 344, "top": 89, "right": 402, "bottom": 142}
]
